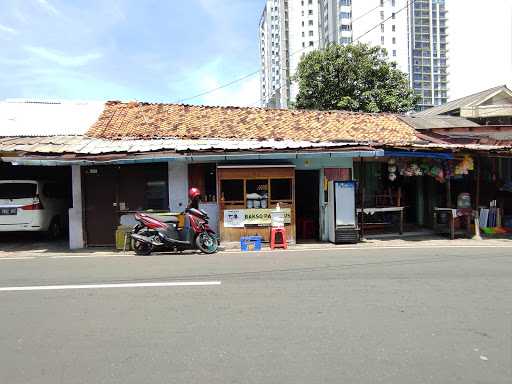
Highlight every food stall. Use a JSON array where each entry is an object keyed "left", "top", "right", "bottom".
[{"left": 217, "top": 165, "right": 295, "bottom": 243}]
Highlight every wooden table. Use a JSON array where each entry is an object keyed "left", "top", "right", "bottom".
[
  {"left": 357, "top": 207, "right": 405, "bottom": 237},
  {"left": 433, "top": 207, "right": 473, "bottom": 240}
]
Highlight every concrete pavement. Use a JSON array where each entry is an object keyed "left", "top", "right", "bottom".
[{"left": 0, "top": 246, "right": 511, "bottom": 383}]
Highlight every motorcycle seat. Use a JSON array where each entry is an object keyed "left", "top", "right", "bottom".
[{"left": 145, "top": 214, "right": 179, "bottom": 224}]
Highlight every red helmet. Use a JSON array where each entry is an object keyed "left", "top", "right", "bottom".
[{"left": 188, "top": 187, "right": 201, "bottom": 200}]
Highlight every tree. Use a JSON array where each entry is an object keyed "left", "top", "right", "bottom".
[{"left": 294, "top": 43, "right": 419, "bottom": 113}]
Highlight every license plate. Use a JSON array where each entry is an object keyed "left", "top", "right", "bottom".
[{"left": 0, "top": 208, "right": 17, "bottom": 215}]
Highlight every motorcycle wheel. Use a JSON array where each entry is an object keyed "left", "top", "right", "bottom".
[
  {"left": 195, "top": 232, "right": 219, "bottom": 254},
  {"left": 131, "top": 233, "right": 153, "bottom": 256}
]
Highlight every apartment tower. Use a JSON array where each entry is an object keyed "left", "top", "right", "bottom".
[{"left": 259, "top": 0, "right": 448, "bottom": 110}]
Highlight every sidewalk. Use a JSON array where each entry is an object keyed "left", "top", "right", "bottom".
[{"left": 2, "top": 235, "right": 512, "bottom": 258}]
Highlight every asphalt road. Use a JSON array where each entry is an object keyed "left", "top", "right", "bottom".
[{"left": 0, "top": 246, "right": 511, "bottom": 384}]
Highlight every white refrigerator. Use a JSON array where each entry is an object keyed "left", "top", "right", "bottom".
[{"left": 327, "top": 180, "right": 359, "bottom": 243}]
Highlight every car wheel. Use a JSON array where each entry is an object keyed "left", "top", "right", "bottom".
[{"left": 47, "top": 219, "right": 62, "bottom": 240}]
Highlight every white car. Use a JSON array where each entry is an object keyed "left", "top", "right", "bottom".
[{"left": 0, "top": 180, "right": 69, "bottom": 238}]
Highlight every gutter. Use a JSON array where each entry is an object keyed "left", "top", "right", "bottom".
[{"left": 1, "top": 149, "right": 384, "bottom": 166}]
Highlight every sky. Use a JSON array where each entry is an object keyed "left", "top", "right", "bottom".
[{"left": 0, "top": 0, "right": 510, "bottom": 106}]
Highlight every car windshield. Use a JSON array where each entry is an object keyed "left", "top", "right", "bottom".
[{"left": 0, "top": 183, "right": 37, "bottom": 199}]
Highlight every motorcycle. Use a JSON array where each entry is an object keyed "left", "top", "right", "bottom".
[{"left": 131, "top": 208, "right": 219, "bottom": 255}]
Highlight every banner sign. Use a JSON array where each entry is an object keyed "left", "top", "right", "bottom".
[
  {"left": 223, "top": 209, "right": 245, "bottom": 228},
  {"left": 224, "top": 208, "right": 292, "bottom": 227}
]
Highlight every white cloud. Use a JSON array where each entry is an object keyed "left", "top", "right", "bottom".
[
  {"left": 0, "top": 23, "right": 18, "bottom": 35},
  {"left": 24, "top": 46, "right": 102, "bottom": 67},
  {"left": 35, "top": 0, "right": 61, "bottom": 16}
]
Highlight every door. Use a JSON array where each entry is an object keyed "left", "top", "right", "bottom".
[
  {"left": 295, "top": 170, "right": 320, "bottom": 241},
  {"left": 84, "top": 166, "right": 118, "bottom": 246}
]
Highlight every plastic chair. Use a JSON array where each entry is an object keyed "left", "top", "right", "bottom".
[{"left": 270, "top": 227, "right": 287, "bottom": 249}]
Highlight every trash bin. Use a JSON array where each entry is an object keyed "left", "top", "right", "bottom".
[{"left": 115, "top": 225, "right": 133, "bottom": 251}]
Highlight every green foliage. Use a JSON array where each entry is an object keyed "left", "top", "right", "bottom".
[{"left": 294, "top": 43, "right": 419, "bottom": 113}]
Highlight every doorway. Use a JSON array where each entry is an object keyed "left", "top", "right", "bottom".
[
  {"left": 84, "top": 166, "right": 118, "bottom": 246},
  {"left": 295, "top": 170, "right": 320, "bottom": 241}
]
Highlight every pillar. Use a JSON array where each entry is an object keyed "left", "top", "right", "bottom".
[
  {"left": 168, "top": 161, "right": 189, "bottom": 212},
  {"left": 69, "top": 165, "right": 84, "bottom": 249}
]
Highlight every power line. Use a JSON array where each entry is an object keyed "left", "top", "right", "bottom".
[
  {"left": 352, "top": 3, "right": 382, "bottom": 23},
  {"left": 354, "top": 0, "right": 416, "bottom": 42},
  {"left": 174, "top": 71, "right": 260, "bottom": 104},
  {"left": 175, "top": 0, "right": 417, "bottom": 106}
]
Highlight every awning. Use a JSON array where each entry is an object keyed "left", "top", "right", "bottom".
[{"left": 384, "top": 150, "right": 454, "bottom": 160}]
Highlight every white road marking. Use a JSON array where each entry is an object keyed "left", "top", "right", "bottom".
[
  {"left": 0, "top": 281, "right": 222, "bottom": 292},
  {"left": 0, "top": 256, "right": 35, "bottom": 261}
]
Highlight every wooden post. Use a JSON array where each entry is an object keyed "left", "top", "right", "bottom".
[
  {"left": 359, "top": 157, "right": 365, "bottom": 239},
  {"left": 475, "top": 156, "right": 481, "bottom": 209}
]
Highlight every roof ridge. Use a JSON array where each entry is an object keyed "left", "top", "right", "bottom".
[{"left": 103, "top": 100, "right": 402, "bottom": 116}]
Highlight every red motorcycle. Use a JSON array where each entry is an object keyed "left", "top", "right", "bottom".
[{"left": 131, "top": 208, "right": 219, "bottom": 255}]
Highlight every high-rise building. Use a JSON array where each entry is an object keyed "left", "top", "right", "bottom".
[
  {"left": 259, "top": 0, "right": 448, "bottom": 111},
  {"left": 259, "top": 0, "right": 322, "bottom": 108}
]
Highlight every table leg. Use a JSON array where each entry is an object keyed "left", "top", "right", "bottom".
[{"left": 399, "top": 210, "right": 404, "bottom": 235}]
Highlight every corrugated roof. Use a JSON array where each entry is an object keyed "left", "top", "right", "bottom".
[
  {"left": 0, "top": 100, "right": 105, "bottom": 137},
  {"left": 399, "top": 115, "right": 480, "bottom": 130},
  {"left": 0, "top": 136, "right": 366, "bottom": 155},
  {"left": 416, "top": 85, "right": 512, "bottom": 116},
  {"left": 86, "top": 101, "right": 417, "bottom": 144}
]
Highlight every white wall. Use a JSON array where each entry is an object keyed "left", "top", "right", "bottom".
[
  {"left": 168, "top": 161, "right": 189, "bottom": 212},
  {"left": 68, "top": 165, "right": 84, "bottom": 249}
]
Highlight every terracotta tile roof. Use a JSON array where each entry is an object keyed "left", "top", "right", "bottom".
[{"left": 86, "top": 101, "right": 417, "bottom": 144}]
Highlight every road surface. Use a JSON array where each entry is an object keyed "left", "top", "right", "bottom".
[{"left": 0, "top": 246, "right": 511, "bottom": 383}]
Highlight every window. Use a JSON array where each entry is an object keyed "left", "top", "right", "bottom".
[
  {"left": 308, "top": 0, "right": 313, "bottom": 4},
  {"left": 381, "top": 35, "right": 385, "bottom": 44},
  {"left": 392, "top": 49, "right": 397, "bottom": 57},
  {"left": 309, "top": 41, "right": 314, "bottom": 46},
  {"left": 302, "top": 42, "right": 305, "bottom": 47},
  {"left": 380, "top": 0, "right": 384, "bottom": 6},
  {"left": 339, "top": 0, "right": 351, "bottom": 5},
  {"left": 308, "top": 9, "right": 313, "bottom": 15},
  {"left": 308, "top": 20, "right": 314, "bottom": 25},
  {"left": 392, "top": 37, "right": 396, "bottom": 44},
  {"left": 380, "top": 23, "right": 384, "bottom": 32},
  {"left": 341, "top": 36, "right": 352, "bottom": 44},
  {"left": 221, "top": 180, "right": 244, "bottom": 203},
  {"left": 392, "top": 24, "right": 396, "bottom": 32},
  {"left": 0, "top": 183, "right": 37, "bottom": 199},
  {"left": 341, "top": 24, "right": 351, "bottom": 31},
  {"left": 380, "top": 11, "right": 384, "bottom": 20},
  {"left": 392, "top": 12, "right": 395, "bottom": 19},
  {"left": 392, "top": 0, "right": 395, "bottom": 6},
  {"left": 302, "top": 31, "right": 305, "bottom": 37},
  {"left": 309, "top": 30, "right": 314, "bottom": 36},
  {"left": 340, "top": 11, "right": 351, "bottom": 19}
]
